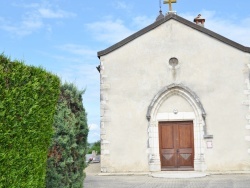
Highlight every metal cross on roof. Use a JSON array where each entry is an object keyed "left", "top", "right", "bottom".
[{"left": 163, "top": 0, "right": 177, "bottom": 12}]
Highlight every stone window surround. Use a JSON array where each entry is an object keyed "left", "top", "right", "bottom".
[{"left": 146, "top": 83, "right": 213, "bottom": 172}]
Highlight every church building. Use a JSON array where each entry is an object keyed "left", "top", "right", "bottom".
[{"left": 97, "top": 2, "right": 250, "bottom": 173}]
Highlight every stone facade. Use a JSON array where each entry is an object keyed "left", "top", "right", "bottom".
[
  {"left": 243, "top": 55, "right": 250, "bottom": 155},
  {"left": 98, "top": 14, "right": 250, "bottom": 173}
]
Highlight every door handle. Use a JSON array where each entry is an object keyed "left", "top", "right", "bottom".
[{"left": 176, "top": 149, "right": 179, "bottom": 153}]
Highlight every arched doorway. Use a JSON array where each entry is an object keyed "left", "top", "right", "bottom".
[{"left": 146, "top": 83, "right": 212, "bottom": 172}]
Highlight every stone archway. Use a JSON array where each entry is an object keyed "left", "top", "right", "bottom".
[{"left": 146, "top": 83, "right": 213, "bottom": 172}]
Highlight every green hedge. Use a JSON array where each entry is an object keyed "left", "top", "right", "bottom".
[
  {"left": 0, "top": 54, "right": 60, "bottom": 188},
  {"left": 46, "top": 83, "right": 88, "bottom": 188}
]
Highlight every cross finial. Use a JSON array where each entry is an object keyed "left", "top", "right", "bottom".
[{"left": 163, "top": 0, "right": 177, "bottom": 12}]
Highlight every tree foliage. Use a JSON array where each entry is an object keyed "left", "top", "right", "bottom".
[
  {"left": 87, "top": 140, "right": 101, "bottom": 154},
  {"left": 0, "top": 54, "right": 60, "bottom": 188},
  {"left": 46, "top": 83, "right": 89, "bottom": 188}
]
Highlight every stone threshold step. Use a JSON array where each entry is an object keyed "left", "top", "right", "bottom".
[{"left": 151, "top": 171, "right": 208, "bottom": 178}]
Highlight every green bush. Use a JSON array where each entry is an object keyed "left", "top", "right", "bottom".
[
  {"left": 0, "top": 54, "right": 60, "bottom": 188},
  {"left": 46, "top": 83, "right": 88, "bottom": 188}
]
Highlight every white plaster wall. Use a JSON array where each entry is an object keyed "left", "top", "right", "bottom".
[
  {"left": 100, "top": 19, "right": 250, "bottom": 172},
  {"left": 158, "top": 95, "right": 193, "bottom": 113}
]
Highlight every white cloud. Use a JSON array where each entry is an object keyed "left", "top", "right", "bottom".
[
  {"left": 48, "top": 46, "right": 100, "bottom": 108},
  {"left": 181, "top": 10, "right": 250, "bottom": 46},
  {"left": 0, "top": 2, "right": 75, "bottom": 37},
  {"left": 38, "top": 8, "right": 75, "bottom": 19},
  {"left": 88, "top": 124, "right": 99, "bottom": 131},
  {"left": 38, "top": 44, "right": 99, "bottom": 95},
  {"left": 11, "top": 2, "right": 40, "bottom": 8},
  {"left": 114, "top": 1, "right": 132, "bottom": 10},
  {"left": 59, "top": 62, "right": 99, "bottom": 88},
  {"left": 49, "top": 53, "right": 99, "bottom": 92},
  {"left": 86, "top": 19, "right": 134, "bottom": 44},
  {"left": 0, "top": 16, "right": 43, "bottom": 36},
  {"left": 56, "top": 44, "right": 96, "bottom": 57},
  {"left": 132, "top": 16, "right": 154, "bottom": 29}
]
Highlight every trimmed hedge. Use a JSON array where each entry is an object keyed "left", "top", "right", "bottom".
[
  {"left": 46, "top": 83, "right": 88, "bottom": 188},
  {"left": 0, "top": 54, "right": 60, "bottom": 188}
]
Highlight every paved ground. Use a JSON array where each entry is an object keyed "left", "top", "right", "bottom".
[{"left": 84, "top": 164, "right": 250, "bottom": 188}]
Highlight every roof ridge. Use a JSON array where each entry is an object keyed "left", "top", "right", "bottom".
[{"left": 97, "top": 14, "right": 250, "bottom": 58}]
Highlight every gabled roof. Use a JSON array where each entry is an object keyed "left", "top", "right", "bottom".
[{"left": 97, "top": 14, "right": 250, "bottom": 58}]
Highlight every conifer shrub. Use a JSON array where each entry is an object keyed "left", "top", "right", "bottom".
[
  {"left": 46, "top": 83, "right": 88, "bottom": 188},
  {"left": 0, "top": 54, "right": 60, "bottom": 188}
]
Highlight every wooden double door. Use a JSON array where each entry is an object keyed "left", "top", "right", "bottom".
[{"left": 159, "top": 121, "right": 194, "bottom": 171}]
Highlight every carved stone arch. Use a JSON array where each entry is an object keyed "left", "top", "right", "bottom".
[
  {"left": 146, "top": 83, "right": 209, "bottom": 136},
  {"left": 148, "top": 83, "right": 205, "bottom": 114},
  {"left": 146, "top": 83, "right": 213, "bottom": 172}
]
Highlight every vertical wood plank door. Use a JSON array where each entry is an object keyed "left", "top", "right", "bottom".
[{"left": 159, "top": 121, "right": 194, "bottom": 171}]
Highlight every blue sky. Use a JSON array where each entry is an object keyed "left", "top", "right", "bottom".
[{"left": 1, "top": 0, "right": 250, "bottom": 143}]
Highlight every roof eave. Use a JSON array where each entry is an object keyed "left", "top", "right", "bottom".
[{"left": 97, "top": 14, "right": 250, "bottom": 58}]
